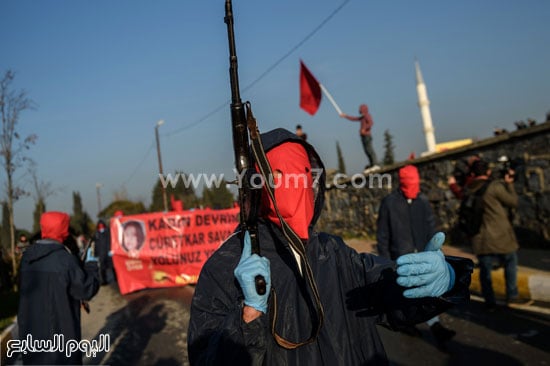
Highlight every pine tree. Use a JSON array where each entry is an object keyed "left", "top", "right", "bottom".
[
  {"left": 70, "top": 191, "right": 92, "bottom": 236},
  {"left": 99, "top": 200, "right": 146, "bottom": 218},
  {"left": 32, "top": 198, "right": 46, "bottom": 233},
  {"left": 383, "top": 129, "right": 395, "bottom": 166},
  {"left": 202, "top": 184, "right": 235, "bottom": 209},
  {"left": 150, "top": 171, "right": 199, "bottom": 212},
  {"left": 336, "top": 141, "right": 346, "bottom": 175},
  {"left": 1, "top": 202, "right": 10, "bottom": 253}
]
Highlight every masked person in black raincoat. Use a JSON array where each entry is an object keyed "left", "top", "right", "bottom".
[
  {"left": 94, "top": 220, "right": 115, "bottom": 285},
  {"left": 188, "top": 129, "right": 473, "bottom": 365},
  {"left": 17, "top": 211, "right": 100, "bottom": 365}
]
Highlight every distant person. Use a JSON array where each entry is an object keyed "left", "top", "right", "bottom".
[
  {"left": 295, "top": 124, "right": 307, "bottom": 141},
  {"left": 18, "top": 211, "right": 100, "bottom": 365},
  {"left": 377, "top": 165, "right": 456, "bottom": 347},
  {"left": 448, "top": 154, "right": 480, "bottom": 199},
  {"left": 15, "top": 233, "right": 30, "bottom": 256},
  {"left": 121, "top": 220, "right": 146, "bottom": 258},
  {"left": 340, "top": 104, "right": 379, "bottom": 171},
  {"left": 95, "top": 220, "right": 115, "bottom": 285},
  {"left": 465, "top": 160, "right": 526, "bottom": 310}
]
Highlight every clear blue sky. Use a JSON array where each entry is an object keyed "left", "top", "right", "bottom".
[{"left": 2, "top": 0, "right": 549, "bottom": 231}]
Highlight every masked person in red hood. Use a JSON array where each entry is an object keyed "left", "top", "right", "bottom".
[
  {"left": 377, "top": 165, "right": 456, "bottom": 348},
  {"left": 189, "top": 129, "right": 473, "bottom": 365},
  {"left": 340, "top": 103, "right": 379, "bottom": 171},
  {"left": 17, "top": 211, "right": 100, "bottom": 365}
]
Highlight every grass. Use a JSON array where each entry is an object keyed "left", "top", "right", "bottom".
[{"left": 0, "top": 290, "right": 18, "bottom": 332}]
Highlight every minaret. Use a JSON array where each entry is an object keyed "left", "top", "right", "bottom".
[{"left": 415, "top": 60, "right": 437, "bottom": 154}]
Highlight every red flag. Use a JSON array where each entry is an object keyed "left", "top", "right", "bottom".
[{"left": 300, "top": 60, "right": 322, "bottom": 115}]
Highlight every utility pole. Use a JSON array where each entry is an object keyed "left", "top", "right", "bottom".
[
  {"left": 155, "top": 120, "right": 168, "bottom": 212},
  {"left": 96, "top": 183, "right": 103, "bottom": 217}
]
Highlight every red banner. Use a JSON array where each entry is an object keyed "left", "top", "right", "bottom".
[{"left": 110, "top": 208, "right": 239, "bottom": 295}]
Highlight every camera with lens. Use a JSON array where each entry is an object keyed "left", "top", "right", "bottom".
[{"left": 496, "top": 155, "right": 514, "bottom": 180}]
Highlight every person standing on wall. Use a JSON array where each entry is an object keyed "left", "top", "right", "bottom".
[{"left": 340, "top": 103, "right": 379, "bottom": 172}]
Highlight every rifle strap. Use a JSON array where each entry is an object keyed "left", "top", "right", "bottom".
[{"left": 245, "top": 102, "right": 325, "bottom": 349}]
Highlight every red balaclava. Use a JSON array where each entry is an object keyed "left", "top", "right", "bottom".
[
  {"left": 97, "top": 221, "right": 106, "bottom": 233},
  {"left": 399, "top": 165, "right": 421, "bottom": 199},
  {"left": 40, "top": 211, "right": 70, "bottom": 243},
  {"left": 261, "top": 142, "right": 314, "bottom": 240}
]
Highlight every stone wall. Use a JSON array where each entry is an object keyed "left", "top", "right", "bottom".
[{"left": 317, "top": 121, "right": 550, "bottom": 249}]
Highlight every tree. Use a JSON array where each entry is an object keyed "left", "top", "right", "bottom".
[
  {"left": 32, "top": 199, "right": 46, "bottom": 234},
  {"left": 0, "top": 70, "right": 37, "bottom": 275},
  {"left": 336, "top": 141, "right": 346, "bottom": 175},
  {"left": 70, "top": 191, "right": 93, "bottom": 236},
  {"left": 29, "top": 164, "right": 57, "bottom": 233},
  {"left": 150, "top": 172, "right": 199, "bottom": 212},
  {"left": 201, "top": 184, "right": 235, "bottom": 209},
  {"left": 1, "top": 202, "right": 10, "bottom": 253},
  {"left": 383, "top": 129, "right": 395, "bottom": 166},
  {"left": 99, "top": 200, "right": 146, "bottom": 218}
]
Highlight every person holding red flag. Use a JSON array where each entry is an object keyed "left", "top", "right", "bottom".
[{"left": 340, "top": 104, "right": 380, "bottom": 171}]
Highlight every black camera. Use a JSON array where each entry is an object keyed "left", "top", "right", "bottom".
[{"left": 496, "top": 156, "right": 513, "bottom": 179}]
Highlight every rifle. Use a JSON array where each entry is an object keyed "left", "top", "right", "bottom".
[
  {"left": 223, "top": 2, "right": 324, "bottom": 349},
  {"left": 224, "top": 0, "right": 265, "bottom": 295}
]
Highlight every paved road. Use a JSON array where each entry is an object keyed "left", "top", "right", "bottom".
[
  {"left": 81, "top": 285, "right": 194, "bottom": 366},
  {"left": 5, "top": 242, "right": 549, "bottom": 365},
  {"left": 71, "top": 283, "right": 549, "bottom": 366}
]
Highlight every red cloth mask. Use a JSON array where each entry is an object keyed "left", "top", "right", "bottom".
[
  {"left": 260, "top": 142, "right": 314, "bottom": 240},
  {"left": 399, "top": 165, "right": 420, "bottom": 199},
  {"left": 41, "top": 212, "right": 70, "bottom": 243}
]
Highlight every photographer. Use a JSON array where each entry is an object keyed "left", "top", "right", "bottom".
[{"left": 465, "top": 160, "right": 526, "bottom": 310}]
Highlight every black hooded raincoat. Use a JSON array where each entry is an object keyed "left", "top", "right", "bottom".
[
  {"left": 188, "top": 129, "right": 472, "bottom": 365},
  {"left": 18, "top": 240, "right": 99, "bottom": 365}
]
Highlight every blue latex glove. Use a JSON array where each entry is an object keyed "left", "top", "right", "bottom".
[
  {"left": 396, "top": 232, "right": 456, "bottom": 298},
  {"left": 85, "top": 247, "right": 99, "bottom": 263},
  {"left": 233, "top": 231, "right": 271, "bottom": 313}
]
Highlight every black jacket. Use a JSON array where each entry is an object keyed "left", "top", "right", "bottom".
[
  {"left": 188, "top": 129, "right": 472, "bottom": 365},
  {"left": 377, "top": 190, "right": 437, "bottom": 260},
  {"left": 18, "top": 240, "right": 99, "bottom": 365},
  {"left": 94, "top": 229, "right": 112, "bottom": 265}
]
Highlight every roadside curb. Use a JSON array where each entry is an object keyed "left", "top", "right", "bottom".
[
  {"left": 0, "top": 318, "right": 17, "bottom": 365},
  {"left": 470, "top": 266, "right": 550, "bottom": 303}
]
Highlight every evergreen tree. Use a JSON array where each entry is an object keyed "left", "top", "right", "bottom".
[
  {"left": 383, "top": 129, "right": 395, "bottom": 166},
  {"left": 150, "top": 171, "right": 199, "bottom": 212},
  {"left": 99, "top": 200, "right": 146, "bottom": 218},
  {"left": 1, "top": 202, "right": 10, "bottom": 253},
  {"left": 201, "top": 184, "right": 235, "bottom": 209},
  {"left": 32, "top": 198, "right": 46, "bottom": 233},
  {"left": 336, "top": 141, "right": 346, "bottom": 174},
  {"left": 70, "top": 191, "right": 92, "bottom": 236}
]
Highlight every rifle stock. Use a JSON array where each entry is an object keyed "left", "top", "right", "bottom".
[{"left": 224, "top": 0, "right": 266, "bottom": 295}]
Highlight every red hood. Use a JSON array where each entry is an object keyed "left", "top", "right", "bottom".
[
  {"left": 260, "top": 142, "right": 314, "bottom": 240},
  {"left": 41, "top": 212, "right": 70, "bottom": 243},
  {"left": 399, "top": 165, "right": 420, "bottom": 199}
]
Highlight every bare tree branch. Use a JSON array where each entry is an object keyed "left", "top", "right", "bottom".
[{"left": 0, "top": 69, "right": 37, "bottom": 280}]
